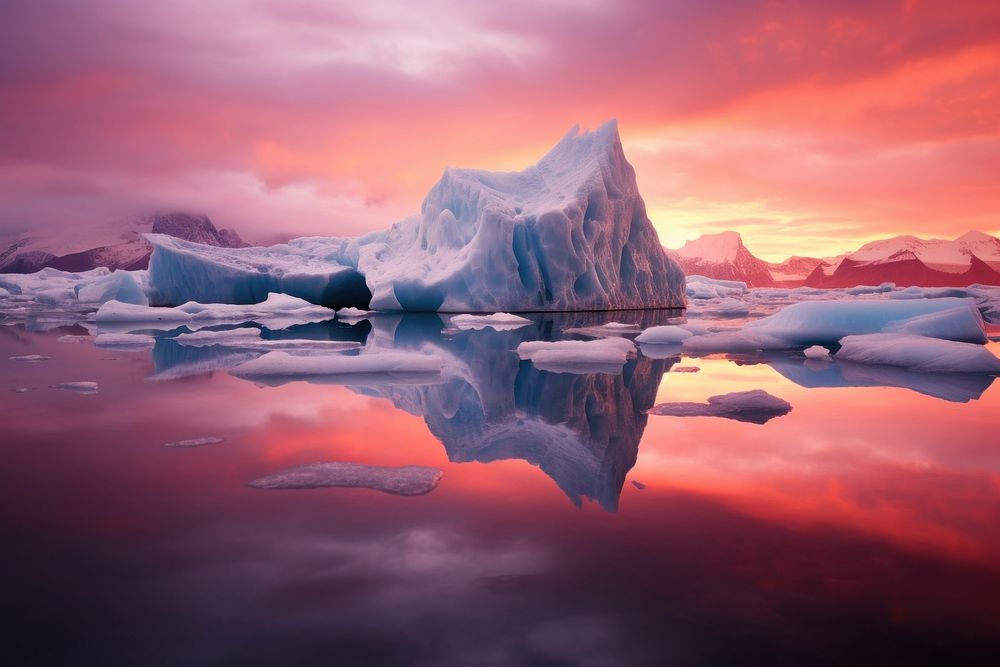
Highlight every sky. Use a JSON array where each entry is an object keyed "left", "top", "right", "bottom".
[{"left": 1, "top": 0, "right": 999, "bottom": 261}]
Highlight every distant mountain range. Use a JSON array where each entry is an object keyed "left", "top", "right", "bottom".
[
  {"left": 0, "top": 213, "right": 246, "bottom": 273},
  {"left": 668, "top": 230, "right": 1000, "bottom": 288}
]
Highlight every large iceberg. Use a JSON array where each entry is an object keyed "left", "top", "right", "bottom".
[{"left": 144, "top": 121, "right": 686, "bottom": 312}]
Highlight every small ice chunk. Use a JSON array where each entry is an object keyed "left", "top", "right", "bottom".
[
  {"left": 232, "top": 350, "right": 445, "bottom": 384},
  {"left": 94, "top": 333, "right": 156, "bottom": 350},
  {"left": 685, "top": 275, "right": 747, "bottom": 299},
  {"left": 636, "top": 325, "right": 693, "bottom": 345},
  {"left": 336, "top": 307, "right": 371, "bottom": 321},
  {"left": 11, "top": 387, "right": 37, "bottom": 393},
  {"left": 836, "top": 334, "right": 1000, "bottom": 374},
  {"left": 52, "top": 381, "right": 98, "bottom": 394},
  {"left": 672, "top": 366, "right": 700, "bottom": 373},
  {"left": 696, "top": 297, "right": 750, "bottom": 317},
  {"left": 803, "top": 345, "right": 830, "bottom": 359},
  {"left": 450, "top": 312, "right": 532, "bottom": 331},
  {"left": 649, "top": 389, "right": 791, "bottom": 424},
  {"left": 563, "top": 321, "right": 641, "bottom": 337},
  {"left": 845, "top": 282, "right": 895, "bottom": 295},
  {"left": 96, "top": 301, "right": 193, "bottom": 324},
  {"left": 516, "top": 337, "right": 636, "bottom": 374},
  {"left": 248, "top": 462, "right": 443, "bottom": 496},
  {"left": 57, "top": 335, "right": 90, "bottom": 344},
  {"left": 164, "top": 436, "right": 225, "bottom": 448},
  {"left": 631, "top": 480, "right": 646, "bottom": 490},
  {"left": 9, "top": 354, "right": 49, "bottom": 362}
]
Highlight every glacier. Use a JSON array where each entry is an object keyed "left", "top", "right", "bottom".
[{"left": 142, "top": 120, "right": 686, "bottom": 312}]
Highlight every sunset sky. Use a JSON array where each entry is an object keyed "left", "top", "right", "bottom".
[{"left": 2, "top": 0, "right": 999, "bottom": 261}]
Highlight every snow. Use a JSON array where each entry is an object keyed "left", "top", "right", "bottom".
[
  {"left": 94, "top": 333, "right": 156, "bottom": 349},
  {"left": 836, "top": 334, "right": 1000, "bottom": 374},
  {"left": 516, "top": 337, "right": 635, "bottom": 374},
  {"left": 846, "top": 232, "right": 1000, "bottom": 273},
  {"left": 142, "top": 121, "right": 686, "bottom": 312},
  {"left": 803, "top": 345, "right": 830, "bottom": 359},
  {"left": 743, "top": 297, "right": 987, "bottom": 346},
  {"left": 635, "top": 325, "right": 693, "bottom": 345},
  {"left": 232, "top": 350, "right": 446, "bottom": 384},
  {"left": 673, "top": 231, "right": 742, "bottom": 263},
  {"left": 164, "top": 436, "right": 225, "bottom": 448},
  {"left": 649, "top": 390, "right": 792, "bottom": 424},
  {"left": 449, "top": 313, "right": 532, "bottom": 331},
  {"left": 95, "top": 292, "right": 335, "bottom": 328},
  {"left": 51, "top": 381, "right": 98, "bottom": 394},
  {"left": 248, "top": 462, "right": 443, "bottom": 496}
]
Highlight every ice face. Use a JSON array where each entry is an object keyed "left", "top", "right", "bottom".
[
  {"left": 144, "top": 234, "right": 371, "bottom": 308},
  {"left": 835, "top": 334, "right": 1000, "bottom": 374},
  {"left": 248, "top": 462, "right": 443, "bottom": 496},
  {"left": 141, "top": 121, "right": 686, "bottom": 312}
]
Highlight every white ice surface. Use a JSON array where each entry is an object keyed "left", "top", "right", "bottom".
[
  {"left": 836, "top": 334, "right": 1000, "bottom": 374},
  {"left": 232, "top": 350, "right": 446, "bottom": 384},
  {"left": 803, "top": 345, "right": 830, "bottom": 359},
  {"left": 635, "top": 325, "right": 693, "bottom": 345},
  {"left": 95, "top": 292, "right": 335, "bottom": 329},
  {"left": 516, "top": 337, "right": 635, "bottom": 374}
]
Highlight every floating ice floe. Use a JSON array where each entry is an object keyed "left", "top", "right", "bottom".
[
  {"left": 685, "top": 275, "right": 747, "bottom": 299},
  {"left": 671, "top": 366, "right": 700, "bottom": 373},
  {"left": 836, "top": 334, "right": 1000, "bottom": 374},
  {"left": 649, "top": 389, "right": 791, "bottom": 424},
  {"left": 51, "top": 381, "right": 98, "bottom": 394},
  {"left": 231, "top": 350, "right": 446, "bottom": 385},
  {"left": 95, "top": 292, "right": 335, "bottom": 329},
  {"left": 449, "top": 312, "right": 532, "bottom": 331},
  {"left": 516, "top": 337, "right": 636, "bottom": 374},
  {"left": 248, "top": 462, "right": 443, "bottom": 496},
  {"left": 94, "top": 333, "right": 156, "bottom": 350},
  {"left": 845, "top": 282, "right": 895, "bottom": 295},
  {"left": 142, "top": 122, "right": 686, "bottom": 312},
  {"left": 9, "top": 354, "right": 49, "bottom": 362},
  {"left": 11, "top": 387, "right": 37, "bottom": 393},
  {"left": 742, "top": 297, "right": 987, "bottom": 346},
  {"left": 163, "top": 436, "right": 225, "bottom": 448},
  {"left": 335, "top": 307, "right": 371, "bottom": 321},
  {"left": 0, "top": 267, "right": 149, "bottom": 307},
  {"left": 803, "top": 345, "right": 830, "bottom": 359},
  {"left": 635, "top": 325, "right": 693, "bottom": 345},
  {"left": 562, "top": 321, "right": 641, "bottom": 337},
  {"left": 57, "top": 334, "right": 90, "bottom": 344},
  {"left": 171, "top": 327, "right": 363, "bottom": 354},
  {"left": 690, "top": 297, "right": 750, "bottom": 317}
]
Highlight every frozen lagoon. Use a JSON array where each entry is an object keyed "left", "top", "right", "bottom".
[{"left": 2, "top": 281, "right": 1000, "bottom": 664}]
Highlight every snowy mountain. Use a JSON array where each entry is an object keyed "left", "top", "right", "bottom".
[
  {"left": 667, "top": 231, "right": 809, "bottom": 287},
  {"left": 146, "top": 121, "right": 687, "bottom": 311},
  {"left": 0, "top": 212, "right": 246, "bottom": 273},
  {"left": 804, "top": 231, "right": 1000, "bottom": 288}
]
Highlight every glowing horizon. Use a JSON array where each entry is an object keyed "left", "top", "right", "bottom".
[{"left": 2, "top": 0, "right": 999, "bottom": 262}]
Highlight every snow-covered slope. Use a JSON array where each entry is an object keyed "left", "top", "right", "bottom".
[
  {"left": 669, "top": 231, "right": 774, "bottom": 287},
  {"left": 145, "top": 121, "right": 686, "bottom": 312},
  {"left": 0, "top": 212, "right": 246, "bottom": 273},
  {"left": 766, "top": 255, "right": 824, "bottom": 283},
  {"left": 805, "top": 231, "right": 1000, "bottom": 287}
]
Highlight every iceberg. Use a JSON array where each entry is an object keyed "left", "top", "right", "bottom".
[
  {"left": 743, "top": 297, "right": 987, "bottom": 346},
  {"left": 836, "top": 334, "right": 1000, "bottom": 374},
  {"left": 95, "top": 292, "right": 335, "bottom": 328},
  {"left": 649, "top": 389, "right": 792, "bottom": 424},
  {"left": 143, "top": 121, "right": 685, "bottom": 312},
  {"left": 248, "top": 462, "right": 443, "bottom": 496}
]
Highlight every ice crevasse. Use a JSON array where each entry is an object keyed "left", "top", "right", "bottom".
[{"left": 144, "top": 120, "right": 686, "bottom": 312}]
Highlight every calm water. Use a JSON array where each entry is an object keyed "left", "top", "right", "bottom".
[{"left": 2, "top": 310, "right": 999, "bottom": 666}]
